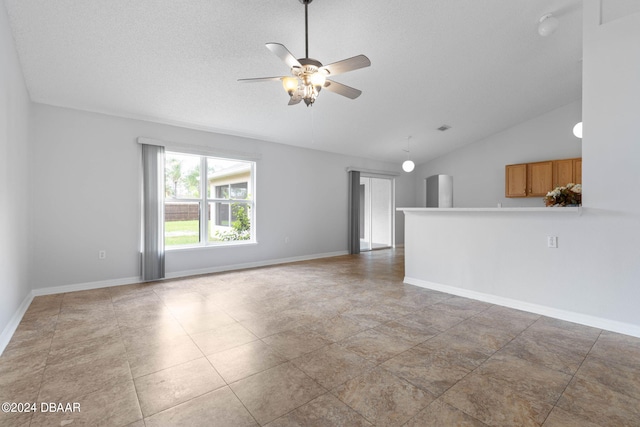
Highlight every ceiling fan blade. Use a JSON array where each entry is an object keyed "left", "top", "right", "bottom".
[
  {"left": 321, "top": 55, "right": 371, "bottom": 76},
  {"left": 288, "top": 94, "right": 303, "bottom": 106},
  {"left": 266, "top": 43, "right": 301, "bottom": 69},
  {"left": 323, "top": 80, "right": 362, "bottom": 99},
  {"left": 238, "top": 76, "right": 284, "bottom": 83}
]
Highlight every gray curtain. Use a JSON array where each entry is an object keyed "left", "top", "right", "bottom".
[
  {"left": 348, "top": 170, "right": 360, "bottom": 254},
  {"left": 142, "top": 144, "right": 165, "bottom": 281}
]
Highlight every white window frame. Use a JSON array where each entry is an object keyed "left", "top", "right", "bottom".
[{"left": 165, "top": 150, "right": 256, "bottom": 249}]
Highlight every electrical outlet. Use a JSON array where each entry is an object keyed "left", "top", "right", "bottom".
[
  {"left": 284, "top": 236, "right": 290, "bottom": 244},
  {"left": 547, "top": 236, "right": 558, "bottom": 248},
  {"left": 98, "top": 250, "right": 107, "bottom": 259}
]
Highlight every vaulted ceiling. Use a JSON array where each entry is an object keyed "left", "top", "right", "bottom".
[{"left": 3, "top": 0, "right": 583, "bottom": 165}]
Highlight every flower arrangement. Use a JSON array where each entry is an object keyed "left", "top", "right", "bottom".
[{"left": 544, "top": 183, "right": 582, "bottom": 207}]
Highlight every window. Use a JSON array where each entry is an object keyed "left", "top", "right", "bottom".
[{"left": 164, "top": 151, "right": 255, "bottom": 248}]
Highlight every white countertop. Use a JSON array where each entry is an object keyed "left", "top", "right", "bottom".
[{"left": 397, "top": 207, "right": 582, "bottom": 214}]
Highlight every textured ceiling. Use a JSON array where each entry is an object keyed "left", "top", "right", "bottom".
[{"left": 3, "top": 0, "right": 583, "bottom": 165}]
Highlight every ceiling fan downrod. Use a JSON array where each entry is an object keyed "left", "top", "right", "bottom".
[{"left": 300, "top": 0, "right": 312, "bottom": 58}]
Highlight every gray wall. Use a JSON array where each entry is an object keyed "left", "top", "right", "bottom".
[
  {"left": 29, "top": 104, "right": 416, "bottom": 290},
  {"left": 0, "top": 4, "right": 32, "bottom": 347},
  {"left": 415, "top": 101, "right": 582, "bottom": 208}
]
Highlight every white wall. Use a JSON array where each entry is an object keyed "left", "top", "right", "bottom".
[
  {"left": 30, "top": 104, "right": 416, "bottom": 290},
  {"left": 0, "top": 5, "right": 31, "bottom": 346},
  {"left": 404, "top": 2, "right": 640, "bottom": 336},
  {"left": 415, "top": 101, "right": 582, "bottom": 208}
]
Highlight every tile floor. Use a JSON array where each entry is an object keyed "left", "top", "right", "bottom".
[{"left": 1, "top": 249, "right": 640, "bottom": 426}]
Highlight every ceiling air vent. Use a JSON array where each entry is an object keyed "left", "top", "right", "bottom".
[{"left": 437, "top": 125, "right": 451, "bottom": 132}]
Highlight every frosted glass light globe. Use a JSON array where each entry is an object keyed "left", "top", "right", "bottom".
[
  {"left": 402, "top": 160, "right": 415, "bottom": 172},
  {"left": 573, "top": 122, "right": 583, "bottom": 138}
]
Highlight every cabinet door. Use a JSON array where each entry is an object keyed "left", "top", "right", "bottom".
[
  {"left": 527, "top": 161, "right": 553, "bottom": 197},
  {"left": 505, "top": 164, "right": 527, "bottom": 197},
  {"left": 554, "top": 159, "right": 574, "bottom": 188},
  {"left": 573, "top": 159, "right": 582, "bottom": 184}
]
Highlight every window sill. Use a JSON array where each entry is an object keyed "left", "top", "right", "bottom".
[{"left": 166, "top": 241, "right": 258, "bottom": 252}]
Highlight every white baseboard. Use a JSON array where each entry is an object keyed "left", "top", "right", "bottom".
[
  {"left": 164, "top": 250, "right": 349, "bottom": 279},
  {"left": 0, "top": 292, "right": 34, "bottom": 356},
  {"left": 405, "top": 276, "right": 640, "bottom": 339},
  {"left": 31, "top": 276, "right": 142, "bottom": 296}
]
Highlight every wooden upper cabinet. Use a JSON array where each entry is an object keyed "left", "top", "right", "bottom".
[
  {"left": 505, "top": 157, "right": 581, "bottom": 198},
  {"left": 573, "top": 158, "right": 582, "bottom": 184},
  {"left": 553, "top": 159, "right": 574, "bottom": 188},
  {"left": 527, "top": 161, "right": 553, "bottom": 197},
  {"left": 505, "top": 164, "right": 527, "bottom": 197}
]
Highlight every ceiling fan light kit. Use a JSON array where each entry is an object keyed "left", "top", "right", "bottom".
[{"left": 239, "top": 0, "right": 370, "bottom": 107}]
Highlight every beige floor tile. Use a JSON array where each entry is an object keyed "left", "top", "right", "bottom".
[
  {"left": 22, "top": 294, "right": 63, "bottom": 319},
  {"left": 30, "top": 379, "right": 141, "bottom": 427},
  {"left": 523, "top": 319, "right": 600, "bottom": 356},
  {"left": 144, "top": 386, "right": 258, "bottom": 427},
  {"left": 443, "top": 319, "right": 518, "bottom": 354},
  {"left": 119, "top": 321, "right": 188, "bottom": 354},
  {"left": 172, "top": 309, "right": 236, "bottom": 335},
  {"left": 0, "top": 349, "right": 48, "bottom": 385},
  {"left": 292, "top": 343, "right": 376, "bottom": 390},
  {"left": 416, "top": 334, "right": 491, "bottom": 370},
  {"left": 441, "top": 373, "right": 553, "bottom": 427},
  {"left": 470, "top": 305, "right": 540, "bottom": 334},
  {"left": 333, "top": 367, "right": 434, "bottom": 426},
  {"left": 190, "top": 322, "right": 258, "bottom": 355},
  {"left": 542, "top": 407, "right": 601, "bottom": 427},
  {"left": 46, "top": 331, "right": 125, "bottom": 365},
  {"left": 555, "top": 376, "right": 640, "bottom": 426},
  {"left": 410, "top": 306, "right": 467, "bottom": 331},
  {"left": 305, "top": 314, "right": 370, "bottom": 342},
  {"left": 262, "top": 326, "right": 331, "bottom": 359},
  {"left": 576, "top": 354, "right": 640, "bottom": 401},
  {"left": 432, "top": 297, "right": 492, "bottom": 318},
  {"left": 239, "top": 312, "right": 310, "bottom": 338},
  {"left": 382, "top": 347, "right": 471, "bottom": 396},
  {"left": 4, "top": 249, "right": 640, "bottom": 427},
  {"left": 38, "top": 350, "right": 131, "bottom": 402},
  {"left": 588, "top": 330, "right": 640, "bottom": 368},
  {"left": 337, "top": 329, "right": 414, "bottom": 364},
  {"left": 126, "top": 334, "right": 204, "bottom": 378},
  {"left": 374, "top": 317, "right": 439, "bottom": 345},
  {"left": 1, "top": 316, "right": 57, "bottom": 359},
  {"left": 498, "top": 334, "right": 587, "bottom": 375},
  {"left": 405, "top": 399, "right": 488, "bottom": 427},
  {"left": 229, "top": 362, "right": 325, "bottom": 425},
  {"left": 52, "top": 316, "right": 120, "bottom": 346},
  {"left": 474, "top": 352, "right": 572, "bottom": 404},
  {"left": 206, "top": 340, "right": 287, "bottom": 383},
  {"left": 266, "top": 393, "right": 372, "bottom": 427},
  {"left": 0, "top": 412, "right": 33, "bottom": 427},
  {"left": 107, "top": 282, "right": 159, "bottom": 304},
  {"left": 114, "top": 304, "right": 176, "bottom": 330},
  {"left": 134, "top": 357, "right": 225, "bottom": 417}
]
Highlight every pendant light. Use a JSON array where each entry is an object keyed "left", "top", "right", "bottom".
[
  {"left": 402, "top": 136, "right": 415, "bottom": 173},
  {"left": 573, "top": 122, "right": 583, "bottom": 138}
]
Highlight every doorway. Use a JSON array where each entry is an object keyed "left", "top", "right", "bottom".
[{"left": 359, "top": 176, "right": 394, "bottom": 251}]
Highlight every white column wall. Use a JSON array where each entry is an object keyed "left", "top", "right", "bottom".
[{"left": 404, "top": 2, "right": 640, "bottom": 336}]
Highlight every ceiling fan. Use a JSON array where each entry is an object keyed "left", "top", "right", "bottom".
[{"left": 238, "top": 0, "right": 371, "bottom": 107}]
